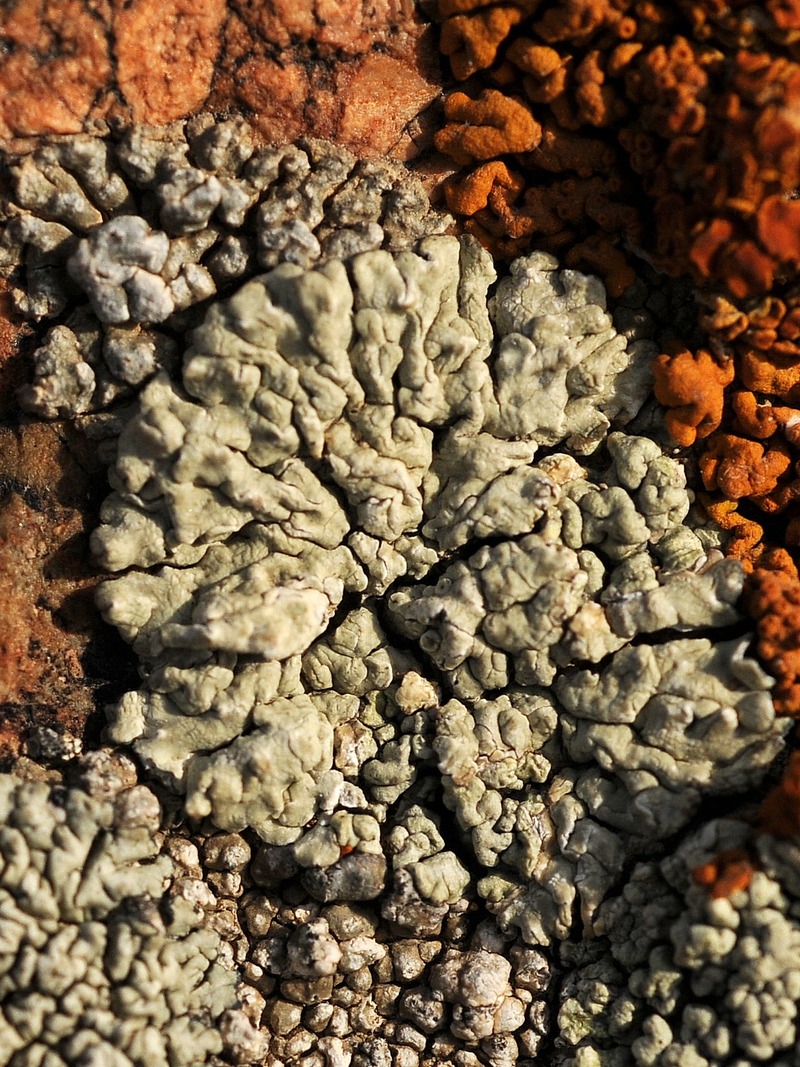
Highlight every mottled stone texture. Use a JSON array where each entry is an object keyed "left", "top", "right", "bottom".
[
  {"left": 0, "top": 0, "right": 441, "bottom": 159},
  {"left": 0, "top": 420, "right": 113, "bottom": 763}
]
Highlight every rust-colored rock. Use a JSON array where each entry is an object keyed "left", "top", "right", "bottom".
[
  {"left": 0, "top": 0, "right": 442, "bottom": 160},
  {"left": 0, "top": 420, "right": 120, "bottom": 763},
  {"left": 0, "top": 280, "right": 30, "bottom": 422},
  {"left": 209, "top": 0, "right": 441, "bottom": 156},
  {"left": 335, "top": 50, "right": 442, "bottom": 159},
  {"left": 114, "top": 0, "right": 227, "bottom": 125},
  {"left": 0, "top": 0, "right": 113, "bottom": 140}
]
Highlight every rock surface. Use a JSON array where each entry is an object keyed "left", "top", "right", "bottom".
[{"left": 0, "top": 0, "right": 441, "bottom": 159}]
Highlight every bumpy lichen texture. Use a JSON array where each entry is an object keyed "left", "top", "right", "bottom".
[
  {"left": 558, "top": 814, "right": 800, "bottom": 1066},
  {"left": 4, "top": 116, "right": 797, "bottom": 1065},
  {"left": 0, "top": 116, "right": 447, "bottom": 419},
  {"left": 430, "top": 0, "right": 800, "bottom": 609},
  {"left": 653, "top": 317, "right": 800, "bottom": 590},
  {"left": 0, "top": 772, "right": 241, "bottom": 1066},
  {"left": 87, "top": 226, "right": 788, "bottom": 948},
  {"left": 430, "top": 0, "right": 800, "bottom": 302}
]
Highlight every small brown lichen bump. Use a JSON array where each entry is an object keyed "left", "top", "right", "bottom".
[
  {"left": 746, "top": 568, "right": 800, "bottom": 717},
  {"left": 758, "top": 750, "right": 800, "bottom": 839},
  {"left": 434, "top": 88, "right": 542, "bottom": 166}
]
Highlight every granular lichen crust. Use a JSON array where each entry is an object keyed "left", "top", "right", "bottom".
[
  {"left": 556, "top": 816, "right": 800, "bottom": 1066},
  {"left": 0, "top": 773, "right": 241, "bottom": 1067},
  {"left": 0, "top": 117, "right": 448, "bottom": 419}
]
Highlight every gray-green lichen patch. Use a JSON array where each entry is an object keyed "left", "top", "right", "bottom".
[
  {"left": 4, "top": 118, "right": 793, "bottom": 1065},
  {"left": 0, "top": 772, "right": 243, "bottom": 1066},
  {"left": 0, "top": 117, "right": 447, "bottom": 419},
  {"left": 89, "top": 234, "right": 787, "bottom": 951},
  {"left": 555, "top": 819, "right": 800, "bottom": 1066}
]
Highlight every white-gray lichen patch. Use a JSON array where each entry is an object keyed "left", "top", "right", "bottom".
[
  {"left": 5, "top": 120, "right": 792, "bottom": 1065},
  {"left": 0, "top": 116, "right": 448, "bottom": 419},
  {"left": 0, "top": 773, "right": 243, "bottom": 1066},
  {"left": 555, "top": 818, "right": 800, "bottom": 1066},
  {"left": 88, "top": 233, "right": 787, "bottom": 954}
]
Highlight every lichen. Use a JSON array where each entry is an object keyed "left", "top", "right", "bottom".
[
  {"left": 86, "top": 230, "right": 786, "bottom": 957},
  {"left": 3, "top": 113, "right": 795, "bottom": 1066},
  {"left": 0, "top": 773, "right": 243, "bottom": 1066},
  {"left": 0, "top": 117, "right": 447, "bottom": 419},
  {"left": 558, "top": 815, "right": 800, "bottom": 1065}
]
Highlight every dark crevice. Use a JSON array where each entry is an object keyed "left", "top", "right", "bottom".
[
  {"left": 0, "top": 475, "right": 48, "bottom": 513},
  {"left": 558, "top": 615, "right": 756, "bottom": 678}
]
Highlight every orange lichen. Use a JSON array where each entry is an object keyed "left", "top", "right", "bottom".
[
  {"left": 702, "top": 498, "right": 763, "bottom": 572},
  {"left": 731, "top": 391, "right": 800, "bottom": 447},
  {"left": 700, "top": 291, "right": 800, "bottom": 399},
  {"left": 440, "top": 5, "right": 530, "bottom": 80},
  {"left": 432, "top": 1, "right": 800, "bottom": 296},
  {"left": 686, "top": 279, "right": 800, "bottom": 578},
  {"left": 738, "top": 347, "right": 800, "bottom": 400},
  {"left": 532, "top": 0, "right": 632, "bottom": 47},
  {"left": 434, "top": 89, "right": 542, "bottom": 166},
  {"left": 692, "top": 848, "right": 756, "bottom": 899},
  {"left": 757, "top": 195, "right": 800, "bottom": 264},
  {"left": 442, "top": 160, "right": 526, "bottom": 216},
  {"left": 626, "top": 35, "right": 712, "bottom": 137},
  {"left": 699, "top": 434, "right": 792, "bottom": 500},
  {"left": 746, "top": 569, "right": 800, "bottom": 716},
  {"left": 691, "top": 748, "right": 800, "bottom": 899},
  {"left": 652, "top": 346, "right": 734, "bottom": 447},
  {"left": 533, "top": 121, "right": 618, "bottom": 176},
  {"left": 563, "top": 233, "right": 635, "bottom": 297}
]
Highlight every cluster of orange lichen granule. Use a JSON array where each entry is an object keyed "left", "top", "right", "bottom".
[
  {"left": 652, "top": 262, "right": 800, "bottom": 729},
  {"left": 692, "top": 750, "right": 800, "bottom": 898},
  {"left": 431, "top": 0, "right": 800, "bottom": 722},
  {"left": 654, "top": 289, "right": 800, "bottom": 588},
  {"left": 430, "top": 0, "right": 800, "bottom": 299}
]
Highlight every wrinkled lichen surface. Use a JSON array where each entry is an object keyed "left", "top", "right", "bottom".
[
  {"left": 2, "top": 115, "right": 797, "bottom": 1067},
  {"left": 0, "top": 769, "right": 247, "bottom": 1067}
]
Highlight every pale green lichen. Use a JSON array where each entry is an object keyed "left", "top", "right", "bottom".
[
  {"left": 0, "top": 774, "right": 239, "bottom": 1067},
  {"left": 557, "top": 820, "right": 800, "bottom": 1066},
  {"left": 89, "top": 237, "right": 786, "bottom": 955},
  {"left": 3, "top": 118, "right": 791, "bottom": 1065}
]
